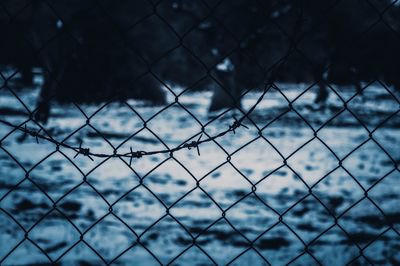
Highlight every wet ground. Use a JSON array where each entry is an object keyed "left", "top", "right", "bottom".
[{"left": 0, "top": 82, "right": 399, "bottom": 265}]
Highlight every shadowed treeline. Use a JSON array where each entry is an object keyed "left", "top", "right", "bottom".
[{"left": 1, "top": 0, "right": 400, "bottom": 122}]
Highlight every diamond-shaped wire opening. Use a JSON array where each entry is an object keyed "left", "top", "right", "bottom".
[
  {"left": 0, "top": 149, "right": 26, "bottom": 199},
  {"left": 166, "top": 82, "right": 214, "bottom": 124},
  {"left": 312, "top": 168, "right": 365, "bottom": 216},
  {"left": 173, "top": 138, "right": 228, "bottom": 179},
  {"left": 0, "top": 69, "right": 16, "bottom": 85},
  {"left": 28, "top": 209, "right": 81, "bottom": 261},
  {"left": 230, "top": 136, "right": 282, "bottom": 183},
  {"left": 200, "top": 163, "right": 252, "bottom": 209},
  {"left": 217, "top": 126, "right": 259, "bottom": 156},
  {"left": 111, "top": 185, "right": 166, "bottom": 236},
  {"left": 260, "top": 114, "right": 315, "bottom": 159},
  {"left": 125, "top": 153, "right": 170, "bottom": 181},
  {"left": 55, "top": 182, "right": 109, "bottom": 233},
  {"left": 169, "top": 187, "right": 221, "bottom": 236},
  {"left": 346, "top": 82, "right": 400, "bottom": 130},
  {"left": 316, "top": 109, "right": 370, "bottom": 158},
  {"left": 122, "top": 83, "right": 173, "bottom": 122},
  {"left": 117, "top": 125, "right": 169, "bottom": 155},
  {"left": 284, "top": 195, "right": 335, "bottom": 244},
  {"left": 1, "top": 237, "right": 53, "bottom": 266},
  {"left": 0, "top": 85, "right": 36, "bottom": 118},
  {"left": 290, "top": 83, "right": 328, "bottom": 110},
  {"left": 145, "top": 102, "right": 203, "bottom": 147},
  {"left": 55, "top": 122, "right": 116, "bottom": 157},
  {"left": 256, "top": 166, "right": 309, "bottom": 214},
  {"left": 109, "top": 242, "right": 161, "bottom": 266},
  {"left": 83, "top": 214, "right": 138, "bottom": 264},
  {"left": 169, "top": 245, "right": 216, "bottom": 266},
  {"left": 0, "top": 122, "right": 57, "bottom": 170},
  {"left": 27, "top": 152, "right": 84, "bottom": 201},
  {"left": 308, "top": 225, "right": 361, "bottom": 265},
  {"left": 140, "top": 216, "right": 193, "bottom": 264},
  {"left": 143, "top": 158, "right": 196, "bottom": 206},
  {"left": 225, "top": 193, "right": 279, "bottom": 241},
  {"left": 363, "top": 229, "right": 400, "bottom": 265},
  {"left": 0, "top": 210, "right": 25, "bottom": 260},
  {"left": 52, "top": 144, "right": 102, "bottom": 176},
  {"left": 290, "top": 82, "right": 345, "bottom": 127},
  {"left": 0, "top": 178, "right": 53, "bottom": 230},
  {"left": 368, "top": 170, "right": 400, "bottom": 231},
  {"left": 286, "top": 252, "right": 321, "bottom": 265},
  {"left": 287, "top": 139, "right": 339, "bottom": 186},
  {"left": 227, "top": 248, "right": 270, "bottom": 266},
  {"left": 338, "top": 198, "right": 389, "bottom": 248},
  {"left": 52, "top": 240, "right": 106, "bottom": 265},
  {"left": 347, "top": 256, "right": 374, "bottom": 266},
  {"left": 195, "top": 218, "right": 251, "bottom": 265},
  {"left": 204, "top": 103, "right": 244, "bottom": 134},
  {"left": 254, "top": 223, "right": 305, "bottom": 265},
  {"left": 86, "top": 157, "right": 141, "bottom": 203},
  {"left": 372, "top": 124, "right": 400, "bottom": 163},
  {"left": 240, "top": 86, "right": 290, "bottom": 124},
  {"left": 85, "top": 102, "right": 144, "bottom": 148},
  {"left": 39, "top": 104, "right": 88, "bottom": 143},
  {"left": 270, "top": 82, "right": 311, "bottom": 103},
  {"left": 342, "top": 139, "right": 395, "bottom": 189}
]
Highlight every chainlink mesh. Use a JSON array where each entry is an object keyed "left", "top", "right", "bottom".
[{"left": 1, "top": 0, "right": 400, "bottom": 265}]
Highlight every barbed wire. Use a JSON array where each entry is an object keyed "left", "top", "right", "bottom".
[{"left": 0, "top": 0, "right": 305, "bottom": 162}]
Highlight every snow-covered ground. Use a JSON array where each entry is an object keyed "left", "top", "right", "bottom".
[{"left": 0, "top": 83, "right": 399, "bottom": 265}]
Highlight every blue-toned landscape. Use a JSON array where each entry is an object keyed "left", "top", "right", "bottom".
[{"left": 1, "top": 83, "right": 399, "bottom": 265}]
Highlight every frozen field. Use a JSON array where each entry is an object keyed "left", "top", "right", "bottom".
[{"left": 0, "top": 83, "right": 399, "bottom": 265}]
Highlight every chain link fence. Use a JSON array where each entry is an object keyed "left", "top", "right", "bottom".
[{"left": 1, "top": 0, "right": 400, "bottom": 265}]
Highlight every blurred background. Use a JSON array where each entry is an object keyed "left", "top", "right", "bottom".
[{"left": 1, "top": 0, "right": 400, "bottom": 265}]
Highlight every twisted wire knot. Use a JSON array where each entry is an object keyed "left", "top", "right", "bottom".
[
  {"left": 230, "top": 117, "right": 248, "bottom": 134},
  {"left": 74, "top": 142, "right": 93, "bottom": 161}
]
